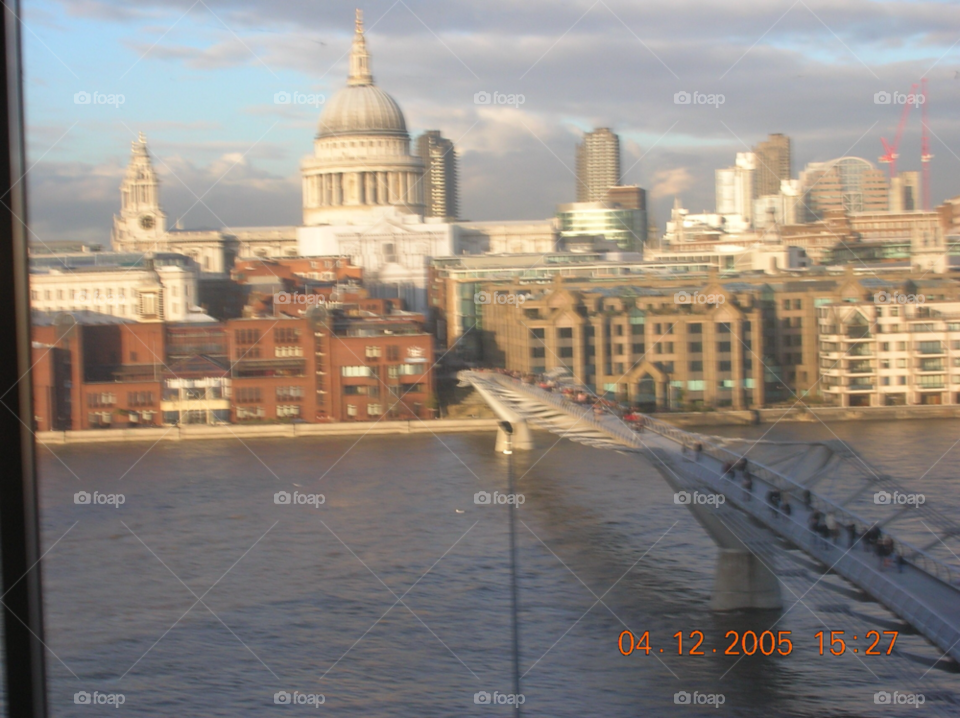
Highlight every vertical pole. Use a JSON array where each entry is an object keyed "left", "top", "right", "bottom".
[
  {"left": 0, "top": 1, "right": 48, "bottom": 715},
  {"left": 505, "top": 431, "right": 521, "bottom": 716}
]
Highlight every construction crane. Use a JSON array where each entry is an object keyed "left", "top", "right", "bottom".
[
  {"left": 878, "top": 79, "right": 932, "bottom": 211},
  {"left": 878, "top": 82, "right": 918, "bottom": 179}
]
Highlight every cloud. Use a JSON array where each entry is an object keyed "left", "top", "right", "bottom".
[{"left": 650, "top": 167, "right": 695, "bottom": 200}]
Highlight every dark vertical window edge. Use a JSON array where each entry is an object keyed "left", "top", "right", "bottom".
[{"left": 1, "top": 1, "right": 49, "bottom": 716}]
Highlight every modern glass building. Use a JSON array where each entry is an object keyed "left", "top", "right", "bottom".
[{"left": 556, "top": 202, "right": 647, "bottom": 251}]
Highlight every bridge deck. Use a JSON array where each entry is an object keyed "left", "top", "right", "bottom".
[{"left": 463, "top": 371, "right": 960, "bottom": 667}]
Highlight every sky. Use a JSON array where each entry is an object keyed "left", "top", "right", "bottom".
[{"left": 19, "top": 0, "right": 960, "bottom": 246}]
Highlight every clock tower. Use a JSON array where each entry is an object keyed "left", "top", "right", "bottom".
[{"left": 112, "top": 132, "right": 166, "bottom": 251}]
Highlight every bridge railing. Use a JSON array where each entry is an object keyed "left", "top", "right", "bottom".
[
  {"left": 638, "top": 415, "right": 960, "bottom": 589},
  {"left": 477, "top": 373, "right": 960, "bottom": 588}
]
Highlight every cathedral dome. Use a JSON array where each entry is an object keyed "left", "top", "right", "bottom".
[{"left": 318, "top": 85, "right": 407, "bottom": 138}]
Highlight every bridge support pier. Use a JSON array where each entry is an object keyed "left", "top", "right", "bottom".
[
  {"left": 711, "top": 549, "right": 782, "bottom": 611},
  {"left": 495, "top": 420, "right": 534, "bottom": 452}
]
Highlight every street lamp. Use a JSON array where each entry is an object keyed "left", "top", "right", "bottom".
[{"left": 499, "top": 420, "right": 521, "bottom": 716}]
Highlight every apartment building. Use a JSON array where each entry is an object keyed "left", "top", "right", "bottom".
[
  {"left": 480, "top": 280, "right": 765, "bottom": 410},
  {"left": 819, "top": 297, "right": 960, "bottom": 407}
]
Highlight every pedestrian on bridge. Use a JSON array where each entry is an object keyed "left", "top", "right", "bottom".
[
  {"left": 846, "top": 522, "right": 858, "bottom": 548},
  {"left": 694, "top": 442, "right": 703, "bottom": 463},
  {"left": 767, "top": 490, "right": 781, "bottom": 519},
  {"left": 825, "top": 512, "right": 839, "bottom": 544}
]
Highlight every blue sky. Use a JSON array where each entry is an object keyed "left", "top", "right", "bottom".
[{"left": 19, "top": 0, "right": 960, "bottom": 244}]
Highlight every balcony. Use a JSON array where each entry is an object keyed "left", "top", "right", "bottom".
[
  {"left": 845, "top": 326, "right": 872, "bottom": 340},
  {"left": 847, "top": 363, "right": 873, "bottom": 374},
  {"left": 917, "top": 361, "right": 945, "bottom": 372},
  {"left": 846, "top": 346, "right": 874, "bottom": 357},
  {"left": 847, "top": 383, "right": 874, "bottom": 391}
]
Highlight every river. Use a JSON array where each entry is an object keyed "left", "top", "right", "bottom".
[{"left": 37, "top": 419, "right": 960, "bottom": 716}]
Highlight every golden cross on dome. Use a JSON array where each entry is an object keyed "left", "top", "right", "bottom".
[{"left": 355, "top": 8, "right": 363, "bottom": 34}]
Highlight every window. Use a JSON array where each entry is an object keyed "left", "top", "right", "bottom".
[
  {"left": 665, "top": 342, "right": 674, "bottom": 354},
  {"left": 793, "top": 299, "right": 801, "bottom": 310},
  {"left": 274, "top": 327, "right": 301, "bottom": 343},
  {"left": 236, "top": 387, "right": 262, "bottom": 403},
  {"left": 236, "top": 406, "right": 265, "bottom": 421},
  {"left": 276, "top": 386, "right": 304, "bottom": 401},
  {"left": 367, "top": 403, "right": 382, "bottom": 416},
  {"left": 558, "top": 327, "right": 573, "bottom": 339},
  {"left": 688, "top": 342, "right": 702, "bottom": 354},
  {"left": 881, "top": 359, "right": 890, "bottom": 369},
  {"left": 898, "top": 376, "right": 907, "bottom": 385},
  {"left": 717, "top": 342, "right": 731, "bottom": 353},
  {"left": 614, "top": 344, "right": 623, "bottom": 355},
  {"left": 896, "top": 359, "right": 907, "bottom": 368},
  {"left": 880, "top": 342, "right": 890, "bottom": 351},
  {"left": 719, "top": 361, "right": 732, "bottom": 372},
  {"left": 87, "top": 392, "right": 116, "bottom": 408},
  {"left": 630, "top": 324, "right": 643, "bottom": 335},
  {"left": 782, "top": 300, "right": 790, "bottom": 310},
  {"left": 559, "top": 347, "right": 574, "bottom": 358},
  {"left": 346, "top": 404, "right": 358, "bottom": 417},
  {"left": 615, "top": 325, "right": 623, "bottom": 336},
  {"left": 530, "top": 328, "right": 545, "bottom": 339},
  {"left": 365, "top": 345, "right": 382, "bottom": 358},
  {"left": 688, "top": 323, "right": 702, "bottom": 334},
  {"left": 277, "top": 404, "right": 301, "bottom": 418},
  {"left": 881, "top": 377, "right": 890, "bottom": 386},
  {"left": 897, "top": 342, "right": 906, "bottom": 351},
  {"left": 127, "top": 391, "right": 154, "bottom": 407},
  {"left": 717, "top": 322, "right": 731, "bottom": 333},
  {"left": 342, "top": 366, "right": 372, "bottom": 377},
  {"left": 689, "top": 361, "right": 703, "bottom": 372},
  {"left": 631, "top": 343, "right": 644, "bottom": 354},
  {"left": 687, "top": 380, "right": 705, "bottom": 391},
  {"left": 531, "top": 347, "right": 545, "bottom": 358},
  {"left": 235, "top": 328, "right": 260, "bottom": 344}
]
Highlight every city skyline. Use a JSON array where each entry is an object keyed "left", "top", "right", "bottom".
[{"left": 21, "top": 0, "right": 960, "bottom": 246}]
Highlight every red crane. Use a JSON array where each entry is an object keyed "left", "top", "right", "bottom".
[{"left": 878, "top": 82, "right": 918, "bottom": 179}]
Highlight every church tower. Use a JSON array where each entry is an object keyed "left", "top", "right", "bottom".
[{"left": 112, "top": 132, "right": 166, "bottom": 251}]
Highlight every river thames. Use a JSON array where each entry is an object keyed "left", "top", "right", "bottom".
[{"left": 38, "top": 419, "right": 960, "bottom": 716}]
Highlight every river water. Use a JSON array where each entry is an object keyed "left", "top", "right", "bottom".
[{"left": 37, "top": 420, "right": 960, "bottom": 716}]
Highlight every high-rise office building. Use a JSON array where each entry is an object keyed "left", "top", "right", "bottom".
[
  {"left": 576, "top": 128, "right": 621, "bottom": 202},
  {"left": 754, "top": 133, "right": 791, "bottom": 198},
  {"left": 415, "top": 130, "right": 458, "bottom": 219},
  {"left": 716, "top": 152, "right": 756, "bottom": 226}
]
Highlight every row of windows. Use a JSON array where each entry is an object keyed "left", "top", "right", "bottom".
[
  {"left": 236, "top": 405, "right": 303, "bottom": 420},
  {"left": 342, "top": 364, "right": 423, "bottom": 377},
  {"left": 86, "top": 391, "right": 156, "bottom": 408},
  {"left": 363, "top": 345, "right": 403, "bottom": 360}
]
